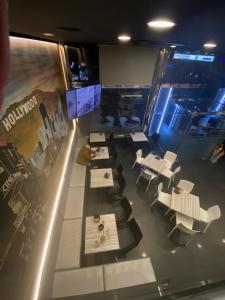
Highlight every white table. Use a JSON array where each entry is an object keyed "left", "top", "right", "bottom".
[
  {"left": 91, "top": 147, "right": 109, "bottom": 160},
  {"left": 171, "top": 190, "right": 200, "bottom": 220},
  {"left": 90, "top": 132, "right": 106, "bottom": 143},
  {"left": 90, "top": 168, "right": 114, "bottom": 188},
  {"left": 85, "top": 214, "right": 119, "bottom": 254},
  {"left": 142, "top": 153, "right": 167, "bottom": 174},
  {"left": 130, "top": 132, "right": 148, "bottom": 142}
]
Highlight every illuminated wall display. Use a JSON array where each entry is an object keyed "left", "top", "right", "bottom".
[
  {"left": 173, "top": 52, "right": 215, "bottom": 62},
  {"left": 0, "top": 37, "right": 69, "bottom": 299}
]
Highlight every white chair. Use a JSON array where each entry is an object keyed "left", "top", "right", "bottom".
[
  {"left": 131, "top": 116, "right": 141, "bottom": 125},
  {"left": 168, "top": 212, "right": 200, "bottom": 246},
  {"left": 132, "top": 149, "right": 144, "bottom": 168},
  {"left": 164, "top": 151, "right": 177, "bottom": 169},
  {"left": 161, "top": 166, "right": 181, "bottom": 188},
  {"left": 199, "top": 205, "right": 221, "bottom": 233},
  {"left": 150, "top": 183, "right": 171, "bottom": 214},
  {"left": 177, "top": 180, "right": 194, "bottom": 193},
  {"left": 136, "top": 168, "right": 157, "bottom": 192},
  {"left": 105, "top": 115, "right": 114, "bottom": 126},
  {"left": 119, "top": 116, "right": 128, "bottom": 127}
]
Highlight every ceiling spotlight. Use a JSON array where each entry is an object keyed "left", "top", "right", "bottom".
[
  {"left": 170, "top": 45, "right": 176, "bottom": 48},
  {"left": 118, "top": 34, "right": 131, "bottom": 42},
  {"left": 147, "top": 19, "right": 175, "bottom": 29},
  {"left": 42, "top": 33, "right": 55, "bottom": 37},
  {"left": 204, "top": 43, "right": 217, "bottom": 48}
]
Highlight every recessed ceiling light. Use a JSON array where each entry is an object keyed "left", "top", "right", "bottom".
[
  {"left": 147, "top": 19, "right": 175, "bottom": 29},
  {"left": 221, "top": 238, "right": 225, "bottom": 243},
  {"left": 118, "top": 34, "right": 131, "bottom": 42},
  {"left": 42, "top": 33, "right": 55, "bottom": 37},
  {"left": 170, "top": 45, "right": 176, "bottom": 48},
  {"left": 204, "top": 42, "right": 217, "bottom": 48}
]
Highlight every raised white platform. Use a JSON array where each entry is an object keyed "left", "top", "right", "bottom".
[
  {"left": 52, "top": 266, "right": 104, "bottom": 298},
  {"left": 104, "top": 258, "right": 156, "bottom": 290},
  {"left": 69, "top": 164, "right": 86, "bottom": 187},
  {"left": 64, "top": 186, "right": 84, "bottom": 219},
  {"left": 55, "top": 219, "right": 82, "bottom": 270}
]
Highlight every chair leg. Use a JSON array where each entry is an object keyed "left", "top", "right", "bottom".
[
  {"left": 132, "top": 160, "right": 136, "bottom": 168},
  {"left": 164, "top": 208, "right": 171, "bottom": 215},
  {"left": 168, "top": 225, "right": 177, "bottom": 238},
  {"left": 185, "top": 235, "right": 195, "bottom": 246},
  {"left": 170, "top": 213, "right": 175, "bottom": 220},
  {"left": 136, "top": 173, "right": 141, "bottom": 184},
  {"left": 203, "top": 222, "right": 211, "bottom": 233},
  {"left": 150, "top": 199, "right": 158, "bottom": 208},
  {"left": 168, "top": 175, "right": 174, "bottom": 189},
  {"left": 146, "top": 179, "right": 152, "bottom": 192}
]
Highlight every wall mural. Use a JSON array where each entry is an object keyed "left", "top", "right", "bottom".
[{"left": 0, "top": 37, "right": 68, "bottom": 298}]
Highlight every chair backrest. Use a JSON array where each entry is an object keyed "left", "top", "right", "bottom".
[
  {"left": 174, "top": 166, "right": 181, "bottom": 175},
  {"left": 119, "top": 116, "right": 128, "bottom": 125},
  {"left": 118, "top": 174, "right": 126, "bottom": 192},
  {"left": 208, "top": 205, "right": 221, "bottom": 222},
  {"left": 120, "top": 197, "right": 132, "bottom": 220},
  {"left": 106, "top": 116, "right": 114, "bottom": 123},
  {"left": 117, "top": 162, "right": 123, "bottom": 174},
  {"left": 158, "top": 182, "right": 163, "bottom": 193},
  {"left": 158, "top": 191, "right": 171, "bottom": 207},
  {"left": 128, "top": 218, "right": 143, "bottom": 246},
  {"left": 113, "top": 150, "right": 117, "bottom": 161},
  {"left": 164, "top": 151, "right": 177, "bottom": 162},
  {"left": 177, "top": 180, "right": 194, "bottom": 193},
  {"left": 177, "top": 223, "right": 199, "bottom": 235},
  {"left": 136, "top": 149, "right": 142, "bottom": 159},
  {"left": 108, "top": 132, "right": 113, "bottom": 143}
]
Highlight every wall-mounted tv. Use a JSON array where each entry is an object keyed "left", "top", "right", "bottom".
[
  {"left": 76, "top": 85, "right": 95, "bottom": 117},
  {"left": 66, "top": 84, "right": 102, "bottom": 119},
  {"left": 94, "top": 84, "right": 102, "bottom": 109},
  {"left": 66, "top": 89, "right": 77, "bottom": 120}
]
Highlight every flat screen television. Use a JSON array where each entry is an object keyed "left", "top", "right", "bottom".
[
  {"left": 66, "top": 89, "right": 77, "bottom": 120},
  {"left": 66, "top": 84, "right": 102, "bottom": 119},
  {"left": 76, "top": 85, "right": 95, "bottom": 117},
  {"left": 94, "top": 84, "right": 102, "bottom": 109}
]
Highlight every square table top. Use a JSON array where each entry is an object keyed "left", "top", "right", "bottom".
[
  {"left": 171, "top": 189, "right": 200, "bottom": 220},
  {"left": 85, "top": 214, "right": 119, "bottom": 254},
  {"left": 130, "top": 132, "right": 148, "bottom": 142},
  {"left": 91, "top": 147, "right": 109, "bottom": 160},
  {"left": 142, "top": 153, "right": 167, "bottom": 174},
  {"left": 90, "top": 132, "right": 106, "bottom": 143},
  {"left": 90, "top": 168, "right": 114, "bottom": 188}
]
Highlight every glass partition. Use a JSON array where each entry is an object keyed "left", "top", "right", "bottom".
[{"left": 147, "top": 51, "right": 225, "bottom": 160}]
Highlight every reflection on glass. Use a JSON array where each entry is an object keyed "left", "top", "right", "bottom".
[{"left": 147, "top": 51, "right": 225, "bottom": 159}]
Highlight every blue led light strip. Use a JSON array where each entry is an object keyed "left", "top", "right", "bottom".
[
  {"left": 169, "top": 104, "right": 178, "bottom": 129},
  {"left": 156, "top": 87, "right": 173, "bottom": 133}
]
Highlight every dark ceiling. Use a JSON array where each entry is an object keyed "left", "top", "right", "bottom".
[{"left": 8, "top": 0, "right": 225, "bottom": 51}]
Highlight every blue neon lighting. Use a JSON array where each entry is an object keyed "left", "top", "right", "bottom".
[
  {"left": 156, "top": 87, "right": 173, "bottom": 133},
  {"left": 173, "top": 53, "right": 214, "bottom": 62},
  {"left": 214, "top": 92, "right": 225, "bottom": 112},
  {"left": 148, "top": 88, "right": 163, "bottom": 135},
  {"left": 169, "top": 104, "right": 178, "bottom": 128}
]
